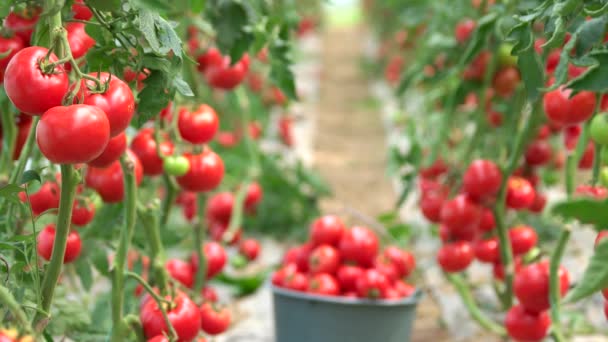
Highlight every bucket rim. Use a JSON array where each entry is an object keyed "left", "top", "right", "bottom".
[{"left": 271, "top": 283, "right": 422, "bottom": 306}]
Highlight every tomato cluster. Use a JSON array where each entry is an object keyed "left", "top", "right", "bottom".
[{"left": 272, "top": 215, "right": 416, "bottom": 300}]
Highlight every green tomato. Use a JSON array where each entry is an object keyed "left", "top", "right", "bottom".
[
  {"left": 601, "top": 167, "right": 608, "bottom": 187},
  {"left": 230, "top": 254, "right": 248, "bottom": 269},
  {"left": 163, "top": 155, "right": 190, "bottom": 176},
  {"left": 590, "top": 114, "right": 608, "bottom": 145},
  {"left": 498, "top": 43, "right": 517, "bottom": 67}
]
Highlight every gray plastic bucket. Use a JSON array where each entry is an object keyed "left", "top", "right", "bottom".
[{"left": 271, "top": 285, "right": 422, "bottom": 342}]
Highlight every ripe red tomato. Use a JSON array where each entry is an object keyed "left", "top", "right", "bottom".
[
  {"left": 71, "top": 200, "right": 95, "bottom": 226},
  {"left": 204, "top": 53, "right": 250, "bottom": 90},
  {"left": 473, "top": 238, "right": 500, "bottom": 263},
  {"left": 595, "top": 230, "right": 608, "bottom": 248},
  {"left": 336, "top": 265, "right": 364, "bottom": 292},
  {"left": 477, "top": 208, "right": 496, "bottom": 232},
  {"left": 82, "top": 73, "right": 135, "bottom": 137},
  {"left": 394, "top": 280, "right": 415, "bottom": 297},
  {"left": 308, "top": 273, "right": 340, "bottom": 296},
  {"left": 543, "top": 86, "right": 596, "bottom": 126},
  {"left": 199, "top": 302, "right": 231, "bottom": 335},
  {"left": 190, "top": 242, "right": 227, "bottom": 279},
  {"left": 506, "top": 177, "right": 535, "bottom": 209},
  {"left": 216, "top": 131, "right": 240, "bottom": 147},
  {"left": 65, "top": 23, "right": 95, "bottom": 60},
  {"left": 202, "top": 286, "right": 218, "bottom": 302},
  {"left": 462, "top": 159, "right": 502, "bottom": 201},
  {"left": 455, "top": 19, "right": 475, "bottom": 44},
  {"left": 420, "top": 190, "right": 446, "bottom": 223},
  {"left": 294, "top": 243, "right": 313, "bottom": 272},
  {"left": 140, "top": 293, "right": 201, "bottom": 341},
  {"left": 493, "top": 67, "right": 520, "bottom": 98},
  {"left": 238, "top": 238, "right": 260, "bottom": 261},
  {"left": 272, "top": 263, "right": 297, "bottom": 287},
  {"left": 509, "top": 225, "right": 538, "bottom": 255},
  {"left": 196, "top": 48, "right": 224, "bottom": 73},
  {"left": 72, "top": 0, "right": 92, "bottom": 20},
  {"left": 284, "top": 271, "right": 309, "bottom": 292},
  {"left": 308, "top": 244, "right": 340, "bottom": 275},
  {"left": 178, "top": 104, "right": 219, "bottom": 144},
  {"left": 165, "top": 259, "right": 194, "bottom": 288},
  {"left": 4, "top": 11, "right": 39, "bottom": 44},
  {"left": 19, "top": 181, "right": 60, "bottom": 216},
  {"left": 525, "top": 140, "right": 553, "bottom": 166},
  {"left": 37, "top": 104, "right": 110, "bottom": 164},
  {"left": 248, "top": 121, "right": 263, "bottom": 139},
  {"left": 383, "top": 246, "right": 415, "bottom": 278},
  {"left": 4, "top": 47, "right": 69, "bottom": 115},
  {"left": 310, "top": 215, "right": 345, "bottom": 247},
  {"left": 87, "top": 132, "right": 127, "bottom": 168},
  {"left": 37, "top": 224, "right": 82, "bottom": 263},
  {"left": 0, "top": 34, "right": 24, "bottom": 79},
  {"left": 419, "top": 159, "right": 449, "bottom": 179},
  {"left": 339, "top": 226, "right": 379, "bottom": 267},
  {"left": 529, "top": 192, "right": 547, "bottom": 213},
  {"left": 514, "top": 260, "right": 570, "bottom": 313},
  {"left": 440, "top": 194, "right": 480, "bottom": 240},
  {"left": 176, "top": 150, "right": 224, "bottom": 192},
  {"left": 278, "top": 116, "right": 294, "bottom": 146},
  {"left": 505, "top": 304, "right": 551, "bottom": 342},
  {"left": 206, "top": 192, "right": 234, "bottom": 224},
  {"left": 437, "top": 241, "right": 474, "bottom": 273},
  {"left": 244, "top": 182, "right": 263, "bottom": 213},
  {"left": 384, "top": 55, "right": 404, "bottom": 85},
  {"left": 85, "top": 149, "right": 144, "bottom": 203},
  {"left": 130, "top": 128, "right": 174, "bottom": 176},
  {"left": 578, "top": 142, "right": 595, "bottom": 169},
  {"left": 356, "top": 269, "right": 390, "bottom": 299},
  {"left": 464, "top": 50, "right": 490, "bottom": 81},
  {"left": 9, "top": 113, "right": 32, "bottom": 160},
  {"left": 374, "top": 255, "right": 399, "bottom": 282}
]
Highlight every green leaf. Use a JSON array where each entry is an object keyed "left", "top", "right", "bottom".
[
  {"left": 75, "top": 259, "right": 93, "bottom": 291},
  {"left": 138, "top": 10, "right": 161, "bottom": 53},
  {"left": 90, "top": 247, "right": 110, "bottom": 276},
  {"left": 210, "top": 1, "right": 254, "bottom": 62},
  {"left": 20, "top": 170, "right": 41, "bottom": 185},
  {"left": 130, "top": 0, "right": 172, "bottom": 11},
  {"left": 0, "top": 184, "right": 23, "bottom": 198},
  {"left": 135, "top": 70, "right": 171, "bottom": 127},
  {"left": 542, "top": 17, "right": 567, "bottom": 50},
  {"left": 567, "top": 51, "right": 608, "bottom": 92},
  {"left": 172, "top": 76, "right": 194, "bottom": 97},
  {"left": 507, "top": 22, "right": 533, "bottom": 54},
  {"left": 517, "top": 47, "right": 543, "bottom": 102},
  {"left": 565, "top": 239, "right": 608, "bottom": 303},
  {"left": 552, "top": 198, "right": 608, "bottom": 228},
  {"left": 574, "top": 16, "right": 607, "bottom": 56},
  {"left": 155, "top": 16, "right": 183, "bottom": 58},
  {"left": 458, "top": 12, "right": 498, "bottom": 67},
  {"left": 549, "top": 34, "right": 578, "bottom": 90},
  {"left": 87, "top": 0, "right": 121, "bottom": 11},
  {"left": 190, "top": 0, "right": 205, "bottom": 13}
]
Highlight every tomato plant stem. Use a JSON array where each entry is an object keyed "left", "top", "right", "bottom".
[
  {"left": 110, "top": 155, "right": 138, "bottom": 342},
  {"left": 34, "top": 164, "right": 78, "bottom": 329},
  {"left": 193, "top": 193, "right": 207, "bottom": 294},
  {"left": 493, "top": 100, "right": 543, "bottom": 308},
  {"left": 138, "top": 202, "right": 171, "bottom": 294},
  {"left": 224, "top": 180, "right": 248, "bottom": 243},
  {"left": 160, "top": 174, "right": 178, "bottom": 226},
  {"left": 0, "top": 284, "right": 33, "bottom": 333},
  {"left": 0, "top": 107, "right": 16, "bottom": 174},
  {"left": 7, "top": 117, "right": 38, "bottom": 185},
  {"left": 124, "top": 314, "right": 145, "bottom": 342},
  {"left": 549, "top": 227, "right": 570, "bottom": 342},
  {"left": 446, "top": 274, "right": 506, "bottom": 336},
  {"left": 126, "top": 271, "right": 177, "bottom": 341},
  {"left": 592, "top": 143, "right": 602, "bottom": 185}
]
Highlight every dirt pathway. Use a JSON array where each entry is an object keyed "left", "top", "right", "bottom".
[{"left": 314, "top": 25, "right": 451, "bottom": 342}]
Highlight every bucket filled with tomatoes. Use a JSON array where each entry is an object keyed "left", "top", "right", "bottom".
[{"left": 271, "top": 215, "right": 420, "bottom": 342}]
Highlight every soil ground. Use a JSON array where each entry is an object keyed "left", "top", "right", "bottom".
[{"left": 313, "top": 25, "right": 451, "bottom": 342}]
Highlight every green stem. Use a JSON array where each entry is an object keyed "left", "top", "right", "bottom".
[
  {"left": 223, "top": 180, "right": 249, "bottom": 243},
  {"left": 493, "top": 100, "right": 543, "bottom": 309},
  {"left": 34, "top": 165, "right": 78, "bottom": 329},
  {"left": 137, "top": 203, "right": 170, "bottom": 294},
  {"left": 124, "top": 314, "right": 146, "bottom": 342},
  {"left": 447, "top": 274, "right": 506, "bottom": 336},
  {"left": 7, "top": 118, "right": 39, "bottom": 185},
  {"left": 430, "top": 77, "right": 460, "bottom": 163},
  {"left": 125, "top": 272, "right": 177, "bottom": 341},
  {"left": 160, "top": 175, "right": 178, "bottom": 226},
  {"left": 565, "top": 154, "right": 576, "bottom": 197},
  {"left": 549, "top": 227, "right": 570, "bottom": 342},
  {"left": 592, "top": 143, "right": 602, "bottom": 185},
  {"left": 193, "top": 193, "right": 207, "bottom": 294},
  {"left": 0, "top": 109, "right": 16, "bottom": 174},
  {"left": 110, "top": 155, "right": 138, "bottom": 342},
  {"left": 0, "top": 284, "right": 33, "bottom": 333}
]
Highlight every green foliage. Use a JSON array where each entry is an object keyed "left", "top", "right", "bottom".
[
  {"left": 551, "top": 198, "right": 608, "bottom": 230},
  {"left": 566, "top": 239, "right": 608, "bottom": 303}
]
